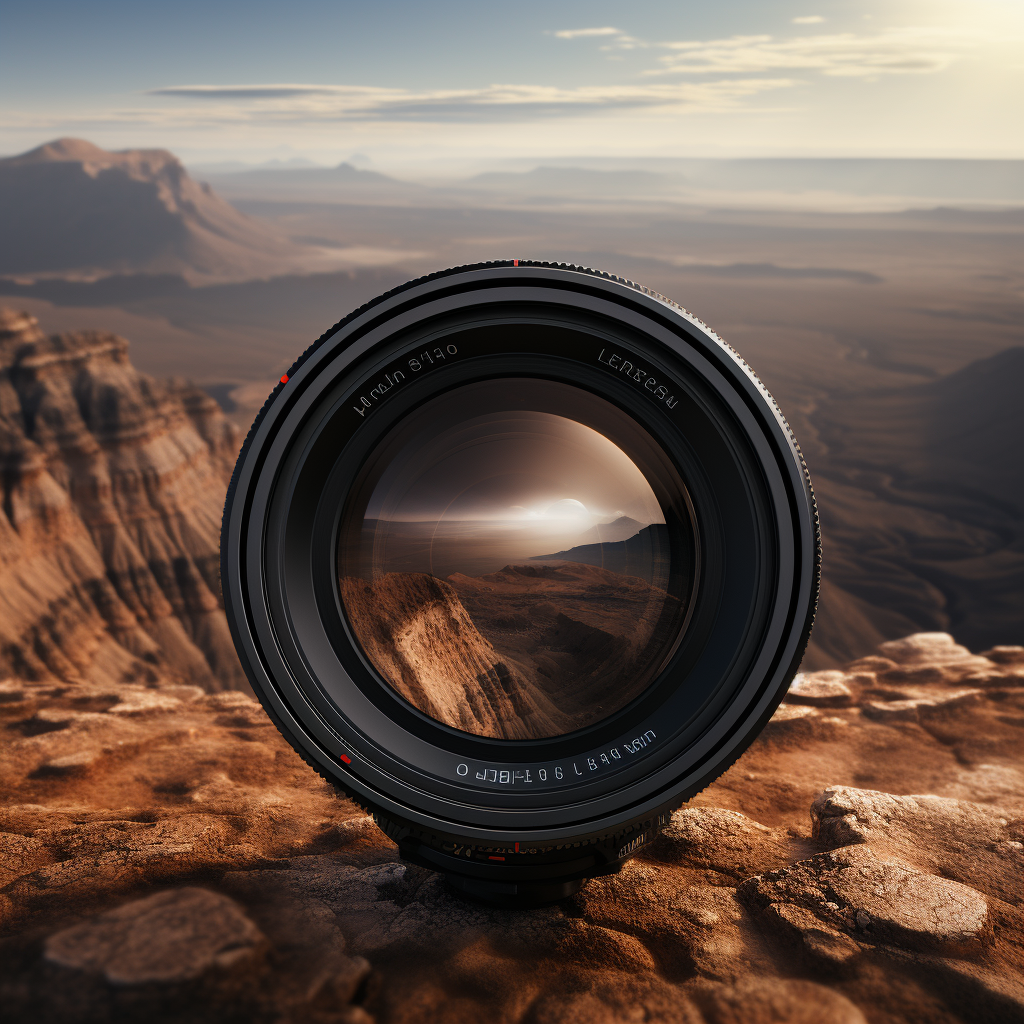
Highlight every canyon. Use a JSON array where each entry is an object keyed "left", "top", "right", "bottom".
[
  {"left": 0, "top": 306, "right": 245, "bottom": 693},
  {"left": 341, "top": 562, "right": 681, "bottom": 739},
  {"left": 0, "top": 135, "right": 1022, "bottom": 1022}
]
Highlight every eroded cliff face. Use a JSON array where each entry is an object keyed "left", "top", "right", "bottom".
[
  {"left": 340, "top": 563, "right": 681, "bottom": 741},
  {"left": 339, "top": 572, "right": 565, "bottom": 738},
  {"left": 0, "top": 307, "right": 244, "bottom": 691}
]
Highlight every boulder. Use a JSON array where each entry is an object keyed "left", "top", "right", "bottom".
[
  {"left": 980, "top": 646, "right": 1024, "bottom": 667},
  {"left": 647, "top": 806, "right": 791, "bottom": 880},
  {"left": 524, "top": 971, "right": 702, "bottom": 1024},
  {"left": 786, "top": 671, "right": 855, "bottom": 707},
  {"left": 877, "top": 633, "right": 993, "bottom": 682}
]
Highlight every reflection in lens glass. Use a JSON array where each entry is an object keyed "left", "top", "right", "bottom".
[{"left": 338, "top": 379, "right": 694, "bottom": 740}]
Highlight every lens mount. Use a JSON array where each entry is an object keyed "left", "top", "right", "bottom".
[{"left": 222, "top": 262, "right": 819, "bottom": 906}]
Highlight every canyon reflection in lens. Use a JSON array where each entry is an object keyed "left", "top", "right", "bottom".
[{"left": 337, "top": 379, "right": 694, "bottom": 741}]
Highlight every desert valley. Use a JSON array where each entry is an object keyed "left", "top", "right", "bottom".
[
  {"left": 2, "top": 138, "right": 1022, "bottom": 671},
  {"left": 0, "top": 136, "right": 1022, "bottom": 1023}
]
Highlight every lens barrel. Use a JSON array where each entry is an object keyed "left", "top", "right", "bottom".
[{"left": 221, "top": 262, "right": 819, "bottom": 907}]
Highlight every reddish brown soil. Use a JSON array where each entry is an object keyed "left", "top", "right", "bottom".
[{"left": 0, "top": 633, "right": 1021, "bottom": 1023}]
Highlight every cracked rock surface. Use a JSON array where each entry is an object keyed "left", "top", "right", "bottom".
[{"left": 1, "top": 635, "right": 1023, "bottom": 1023}]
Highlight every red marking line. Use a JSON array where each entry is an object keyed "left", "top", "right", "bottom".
[
  {"left": 515, "top": 843, "right": 519, "bottom": 853},
  {"left": 339, "top": 754, "right": 352, "bottom": 764},
  {"left": 280, "top": 374, "right": 289, "bottom": 383},
  {"left": 513, "top": 259, "right": 519, "bottom": 266},
  {"left": 488, "top": 855, "right": 505, "bottom": 861}
]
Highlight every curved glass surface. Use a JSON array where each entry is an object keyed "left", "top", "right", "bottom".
[{"left": 337, "top": 378, "right": 694, "bottom": 740}]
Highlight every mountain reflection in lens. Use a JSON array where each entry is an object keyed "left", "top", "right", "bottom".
[{"left": 337, "top": 379, "right": 694, "bottom": 741}]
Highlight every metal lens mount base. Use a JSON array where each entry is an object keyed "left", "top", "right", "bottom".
[
  {"left": 221, "top": 262, "right": 819, "bottom": 906},
  {"left": 388, "top": 814, "right": 665, "bottom": 909}
]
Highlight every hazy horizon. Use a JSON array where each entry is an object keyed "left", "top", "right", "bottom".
[{"left": 341, "top": 397, "right": 673, "bottom": 581}]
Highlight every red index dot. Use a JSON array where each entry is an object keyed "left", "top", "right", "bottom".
[
  {"left": 339, "top": 754, "right": 352, "bottom": 764},
  {"left": 280, "top": 374, "right": 289, "bottom": 383}
]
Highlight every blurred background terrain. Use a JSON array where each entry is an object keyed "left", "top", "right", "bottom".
[
  {"left": 1, "top": 0, "right": 1022, "bottom": 678},
  {"left": 2, "top": 137, "right": 1021, "bottom": 673}
]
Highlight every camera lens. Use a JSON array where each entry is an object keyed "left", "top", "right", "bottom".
[
  {"left": 222, "top": 262, "right": 819, "bottom": 907},
  {"left": 337, "top": 378, "right": 695, "bottom": 741}
]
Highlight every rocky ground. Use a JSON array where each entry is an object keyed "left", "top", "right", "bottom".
[{"left": 1, "top": 632, "right": 1022, "bottom": 1024}]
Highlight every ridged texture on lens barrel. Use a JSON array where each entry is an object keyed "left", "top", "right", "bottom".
[{"left": 221, "top": 262, "right": 820, "bottom": 896}]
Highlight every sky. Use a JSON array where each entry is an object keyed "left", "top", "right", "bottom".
[
  {"left": 357, "top": 405, "right": 665, "bottom": 578},
  {"left": 366, "top": 410, "right": 662, "bottom": 529},
  {"left": 2, "top": 0, "right": 1023, "bottom": 170}
]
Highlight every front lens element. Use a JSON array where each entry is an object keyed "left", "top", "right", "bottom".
[{"left": 338, "top": 378, "right": 695, "bottom": 740}]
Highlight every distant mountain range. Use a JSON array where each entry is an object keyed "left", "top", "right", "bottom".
[
  {"left": 199, "top": 160, "right": 430, "bottom": 206},
  {"left": 673, "top": 158, "right": 1024, "bottom": 203},
  {"left": 465, "top": 167, "right": 677, "bottom": 202},
  {"left": 462, "top": 159, "right": 1024, "bottom": 206},
  {"left": 0, "top": 138, "right": 330, "bottom": 282},
  {"left": 531, "top": 523, "right": 672, "bottom": 585},
  {"left": 199, "top": 156, "right": 1024, "bottom": 209},
  {"left": 3, "top": 139, "right": 1021, "bottom": 291},
  {"left": 569, "top": 516, "right": 647, "bottom": 545}
]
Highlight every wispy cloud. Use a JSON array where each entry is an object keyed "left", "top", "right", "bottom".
[
  {"left": 553, "top": 27, "right": 620, "bottom": 40},
  {"left": 652, "top": 27, "right": 976, "bottom": 78},
  {"left": 554, "top": 26, "right": 645, "bottom": 52},
  {"left": 551, "top": 21, "right": 982, "bottom": 79},
  {"left": 144, "top": 79, "right": 796, "bottom": 124},
  {"left": 152, "top": 85, "right": 342, "bottom": 100},
  {"left": 10, "top": 23, "right": 994, "bottom": 146}
]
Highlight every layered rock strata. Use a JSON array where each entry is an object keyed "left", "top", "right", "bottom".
[
  {"left": 339, "top": 572, "right": 564, "bottom": 738},
  {"left": 0, "top": 307, "right": 244, "bottom": 691},
  {"left": 341, "top": 563, "right": 678, "bottom": 740},
  {"left": 0, "top": 631, "right": 1021, "bottom": 1023}
]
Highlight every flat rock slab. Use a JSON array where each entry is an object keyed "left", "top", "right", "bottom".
[
  {"left": 33, "top": 750, "right": 98, "bottom": 776},
  {"left": 1, "top": 630, "right": 1022, "bottom": 1023},
  {"left": 108, "top": 691, "right": 183, "bottom": 716},
  {"left": 861, "top": 689, "right": 983, "bottom": 723},
  {"left": 44, "top": 887, "right": 266, "bottom": 985},
  {"left": 0, "top": 830, "right": 49, "bottom": 886},
  {"left": 739, "top": 845, "right": 991, "bottom": 958},
  {"left": 811, "top": 786, "right": 1024, "bottom": 905}
]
